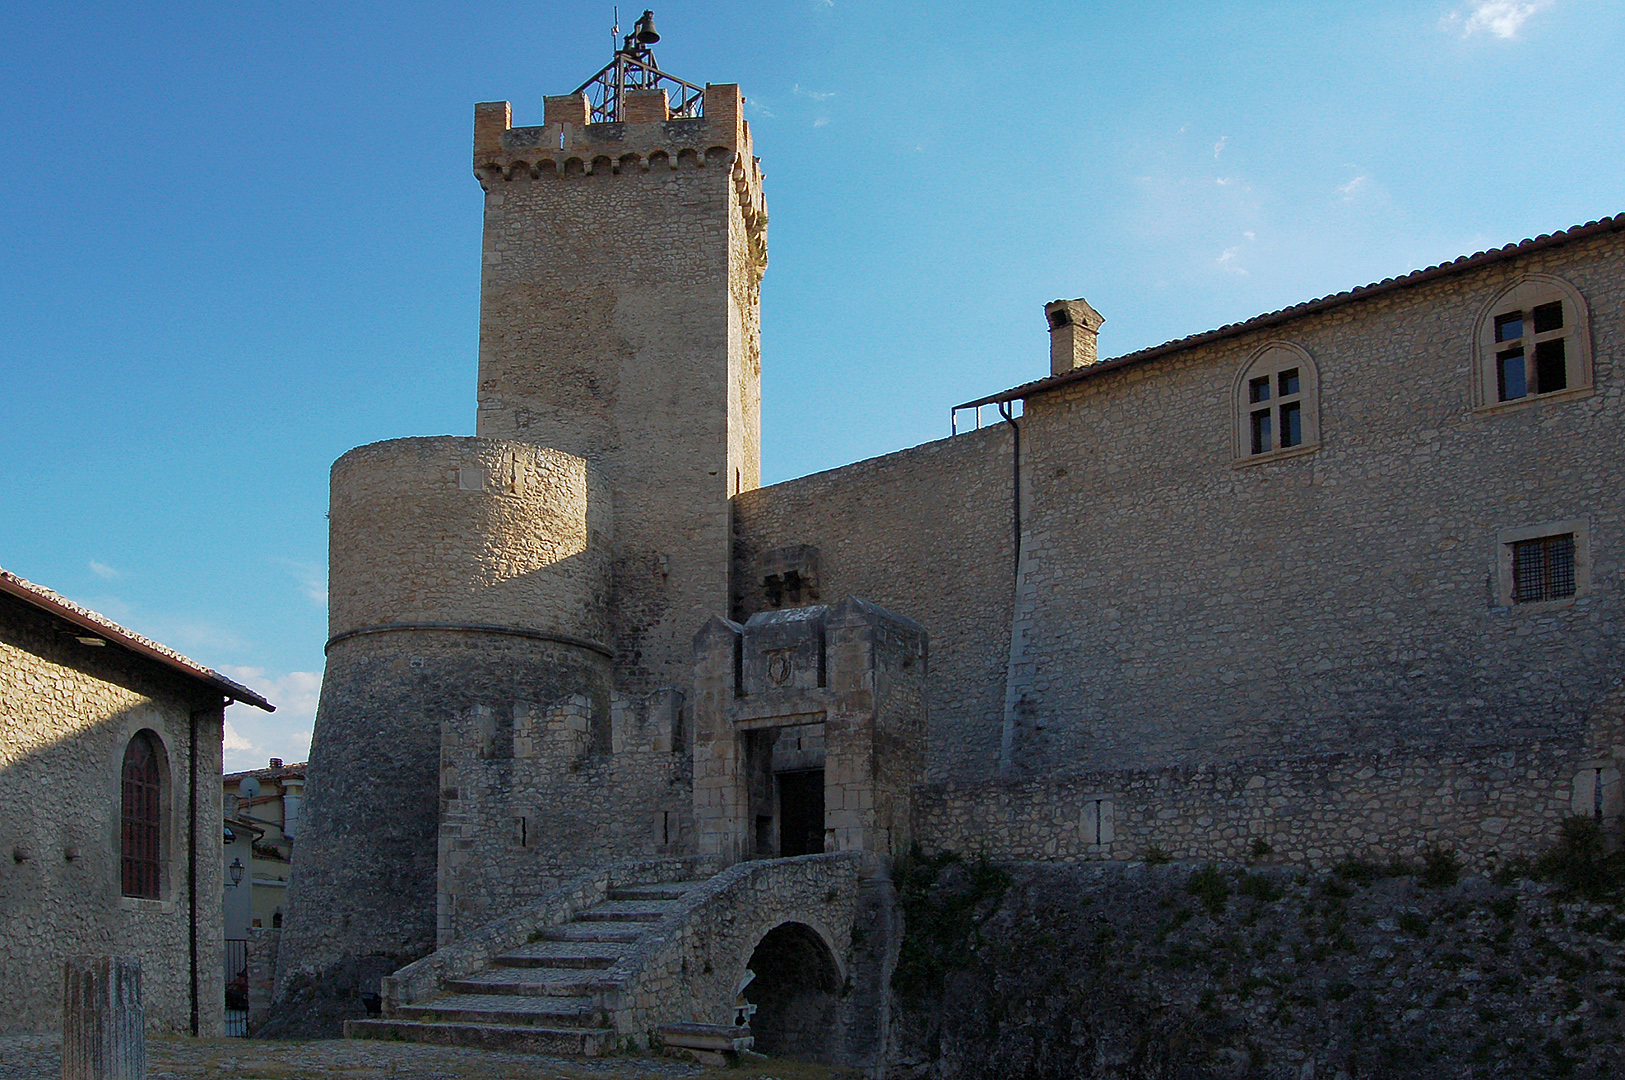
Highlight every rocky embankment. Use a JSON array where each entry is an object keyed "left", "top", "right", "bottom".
[{"left": 889, "top": 826, "right": 1625, "bottom": 1079}]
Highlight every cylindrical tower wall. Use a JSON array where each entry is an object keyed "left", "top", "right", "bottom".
[
  {"left": 275, "top": 437, "right": 614, "bottom": 1015},
  {"left": 326, "top": 436, "right": 612, "bottom": 644}
]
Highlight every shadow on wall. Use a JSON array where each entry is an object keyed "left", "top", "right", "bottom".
[
  {"left": 0, "top": 656, "right": 223, "bottom": 1034},
  {"left": 745, "top": 921, "right": 842, "bottom": 1064}
]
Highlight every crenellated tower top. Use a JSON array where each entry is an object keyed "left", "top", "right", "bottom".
[{"left": 473, "top": 10, "right": 764, "bottom": 251}]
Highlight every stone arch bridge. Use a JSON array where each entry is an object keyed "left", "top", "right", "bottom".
[{"left": 356, "top": 852, "right": 898, "bottom": 1072}]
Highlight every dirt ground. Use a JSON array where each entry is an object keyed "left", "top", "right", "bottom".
[{"left": 0, "top": 1034, "right": 841, "bottom": 1080}]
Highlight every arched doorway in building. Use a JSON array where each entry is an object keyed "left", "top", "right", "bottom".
[{"left": 743, "top": 921, "right": 841, "bottom": 1062}]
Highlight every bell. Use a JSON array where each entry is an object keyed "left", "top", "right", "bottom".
[{"left": 633, "top": 10, "right": 660, "bottom": 45}]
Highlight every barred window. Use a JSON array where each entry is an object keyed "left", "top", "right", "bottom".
[
  {"left": 1512, "top": 534, "right": 1576, "bottom": 604},
  {"left": 121, "top": 732, "right": 163, "bottom": 899}
]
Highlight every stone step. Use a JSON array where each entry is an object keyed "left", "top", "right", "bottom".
[
  {"left": 530, "top": 923, "right": 644, "bottom": 944},
  {"left": 573, "top": 900, "right": 674, "bottom": 923},
  {"left": 493, "top": 939, "right": 631, "bottom": 969},
  {"left": 398, "top": 993, "right": 599, "bottom": 1027},
  {"left": 446, "top": 968, "right": 614, "bottom": 997},
  {"left": 346, "top": 1018, "right": 615, "bottom": 1056},
  {"left": 606, "top": 884, "right": 690, "bottom": 902}
]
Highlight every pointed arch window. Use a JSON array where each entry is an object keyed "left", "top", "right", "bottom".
[
  {"left": 1234, "top": 343, "right": 1319, "bottom": 463},
  {"left": 121, "top": 731, "right": 164, "bottom": 899}
]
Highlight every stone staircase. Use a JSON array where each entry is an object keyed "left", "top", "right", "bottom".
[{"left": 347, "top": 881, "right": 697, "bottom": 1054}]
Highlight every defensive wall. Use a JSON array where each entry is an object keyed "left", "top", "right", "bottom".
[
  {"left": 436, "top": 687, "right": 692, "bottom": 944},
  {"left": 0, "top": 594, "right": 226, "bottom": 1034},
  {"left": 735, "top": 226, "right": 1625, "bottom": 867},
  {"left": 731, "top": 425, "right": 1014, "bottom": 783},
  {"left": 915, "top": 728, "right": 1624, "bottom": 867},
  {"left": 279, "top": 436, "right": 615, "bottom": 996}
]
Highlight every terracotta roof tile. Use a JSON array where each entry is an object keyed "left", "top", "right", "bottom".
[{"left": 0, "top": 568, "right": 274, "bottom": 711}]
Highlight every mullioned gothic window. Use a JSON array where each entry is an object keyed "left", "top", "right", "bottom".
[
  {"left": 121, "top": 731, "right": 165, "bottom": 899},
  {"left": 1473, "top": 275, "right": 1592, "bottom": 409},
  {"left": 1233, "top": 342, "right": 1320, "bottom": 463}
]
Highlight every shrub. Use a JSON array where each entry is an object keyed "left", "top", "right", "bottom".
[
  {"left": 1419, "top": 845, "right": 1462, "bottom": 888},
  {"left": 1397, "top": 910, "right": 1430, "bottom": 936},
  {"left": 1186, "top": 865, "right": 1231, "bottom": 915},
  {"left": 1536, "top": 817, "right": 1625, "bottom": 901},
  {"left": 1239, "top": 872, "right": 1282, "bottom": 902},
  {"left": 890, "top": 846, "right": 1011, "bottom": 1001},
  {"left": 1144, "top": 844, "right": 1171, "bottom": 866},
  {"left": 1332, "top": 858, "right": 1379, "bottom": 886},
  {"left": 1249, "top": 838, "right": 1273, "bottom": 860}
]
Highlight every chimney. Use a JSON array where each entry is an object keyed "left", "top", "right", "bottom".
[{"left": 1044, "top": 297, "right": 1104, "bottom": 376}]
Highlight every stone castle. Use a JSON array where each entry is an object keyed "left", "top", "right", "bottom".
[{"left": 273, "top": 20, "right": 1625, "bottom": 1066}]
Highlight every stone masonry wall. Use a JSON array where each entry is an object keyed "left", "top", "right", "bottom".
[
  {"left": 473, "top": 89, "right": 765, "bottom": 696},
  {"left": 280, "top": 434, "right": 614, "bottom": 1001},
  {"left": 1003, "top": 230, "right": 1625, "bottom": 778},
  {"left": 0, "top": 596, "right": 225, "bottom": 1035},
  {"left": 278, "top": 630, "right": 612, "bottom": 1002},
  {"left": 916, "top": 736, "right": 1617, "bottom": 867},
  {"left": 326, "top": 436, "right": 611, "bottom": 645},
  {"left": 732, "top": 426, "right": 1014, "bottom": 782},
  {"left": 436, "top": 688, "right": 692, "bottom": 944}
]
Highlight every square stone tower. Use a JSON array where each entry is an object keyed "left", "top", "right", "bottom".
[{"left": 472, "top": 82, "right": 767, "bottom": 693}]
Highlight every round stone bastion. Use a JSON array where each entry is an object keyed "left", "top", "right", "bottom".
[{"left": 279, "top": 436, "right": 616, "bottom": 994}]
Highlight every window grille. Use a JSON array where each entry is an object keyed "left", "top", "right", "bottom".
[
  {"left": 1512, "top": 534, "right": 1576, "bottom": 604},
  {"left": 121, "top": 732, "right": 162, "bottom": 898}
]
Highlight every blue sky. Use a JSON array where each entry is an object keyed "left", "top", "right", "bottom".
[{"left": 2, "top": 1, "right": 1620, "bottom": 770}]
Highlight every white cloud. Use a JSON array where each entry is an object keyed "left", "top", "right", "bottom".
[
  {"left": 1440, "top": 1, "right": 1553, "bottom": 39},
  {"left": 222, "top": 721, "right": 257, "bottom": 753},
  {"left": 88, "top": 561, "right": 123, "bottom": 580},
  {"left": 1213, "top": 136, "right": 1228, "bottom": 159},
  {"left": 792, "top": 84, "right": 837, "bottom": 102},
  {"left": 1217, "top": 246, "right": 1250, "bottom": 276},
  {"left": 220, "top": 667, "right": 322, "bottom": 719},
  {"left": 219, "top": 667, "right": 323, "bottom": 773},
  {"left": 277, "top": 558, "right": 326, "bottom": 606},
  {"left": 1337, "top": 174, "right": 1371, "bottom": 200},
  {"left": 813, "top": 117, "right": 830, "bottom": 128}
]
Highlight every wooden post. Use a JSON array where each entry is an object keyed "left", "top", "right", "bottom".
[{"left": 61, "top": 956, "right": 145, "bottom": 1080}]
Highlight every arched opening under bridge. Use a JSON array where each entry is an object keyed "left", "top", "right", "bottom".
[{"left": 744, "top": 921, "right": 841, "bottom": 1063}]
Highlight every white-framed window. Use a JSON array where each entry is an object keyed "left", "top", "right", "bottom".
[
  {"left": 1233, "top": 342, "right": 1319, "bottom": 463},
  {"left": 1473, "top": 275, "right": 1592, "bottom": 410},
  {"left": 1494, "top": 519, "right": 1591, "bottom": 609}
]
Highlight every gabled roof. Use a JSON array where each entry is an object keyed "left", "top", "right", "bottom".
[
  {"left": 0, "top": 568, "right": 274, "bottom": 712},
  {"left": 957, "top": 214, "right": 1625, "bottom": 410}
]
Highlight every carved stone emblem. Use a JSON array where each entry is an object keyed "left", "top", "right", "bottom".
[{"left": 766, "top": 650, "right": 793, "bottom": 686}]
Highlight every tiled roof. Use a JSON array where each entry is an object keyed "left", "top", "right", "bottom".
[
  {"left": 0, "top": 568, "right": 274, "bottom": 711},
  {"left": 957, "top": 214, "right": 1625, "bottom": 410},
  {"left": 224, "top": 761, "right": 308, "bottom": 783}
]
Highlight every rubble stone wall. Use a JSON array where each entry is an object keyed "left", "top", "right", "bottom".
[{"left": 0, "top": 596, "right": 224, "bottom": 1034}]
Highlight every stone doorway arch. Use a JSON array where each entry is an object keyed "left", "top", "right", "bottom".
[{"left": 744, "top": 921, "right": 842, "bottom": 1063}]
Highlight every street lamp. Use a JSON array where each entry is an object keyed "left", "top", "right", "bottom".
[{"left": 228, "top": 858, "right": 244, "bottom": 887}]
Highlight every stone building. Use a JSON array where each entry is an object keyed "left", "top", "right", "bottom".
[
  {"left": 277, "top": 20, "right": 1623, "bottom": 1064},
  {"left": 0, "top": 568, "right": 272, "bottom": 1035}
]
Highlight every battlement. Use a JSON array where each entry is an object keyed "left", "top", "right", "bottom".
[{"left": 474, "top": 85, "right": 760, "bottom": 204}]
